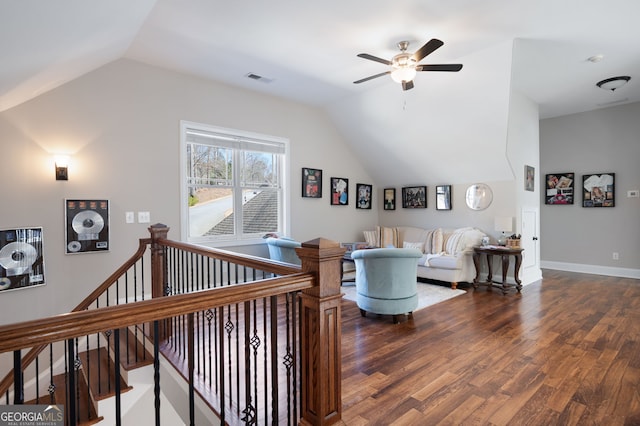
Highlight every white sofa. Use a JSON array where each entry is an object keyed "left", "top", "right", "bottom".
[{"left": 363, "top": 226, "right": 487, "bottom": 289}]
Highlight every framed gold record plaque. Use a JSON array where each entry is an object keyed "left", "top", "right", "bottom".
[
  {"left": 0, "top": 227, "right": 45, "bottom": 292},
  {"left": 65, "top": 199, "right": 110, "bottom": 254}
]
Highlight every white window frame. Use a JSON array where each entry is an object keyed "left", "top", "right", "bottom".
[{"left": 180, "top": 120, "right": 290, "bottom": 246}]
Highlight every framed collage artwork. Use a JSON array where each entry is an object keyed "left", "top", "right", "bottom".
[
  {"left": 356, "top": 183, "right": 372, "bottom": 209},
  {"left": 583, "top": 173, "right": 615, "bottom": 207},
  {"left": 330, "top": 177, "right": 349, "bottom": 205},
  {"left": 302, "top": 167, "right": 322, "bottom": 198}
]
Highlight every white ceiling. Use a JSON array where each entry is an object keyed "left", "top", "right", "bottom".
[{"left": 2, "top": 0, "right": 639, "bottom": 185}]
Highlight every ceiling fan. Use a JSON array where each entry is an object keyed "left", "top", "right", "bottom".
[{"left": 354, "top": 38, "right": 462, "bottom": 91}]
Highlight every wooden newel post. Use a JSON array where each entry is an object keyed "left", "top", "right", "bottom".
[
  {"left": 149, "top": 224, "right": 170, "bottom": 340},
  {"left": 149, "top": 223, "right": 170, "bottom": 299},
  {"left": 296, "top": 238, "right": 345, "bottom": 426}
]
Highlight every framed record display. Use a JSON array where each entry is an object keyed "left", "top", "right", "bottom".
[
  {"left": 0, "top": 227, "right": 45, "bottom": 292},
  {"left": 65, "top": 199, "right": 110, "bottom": 254}
]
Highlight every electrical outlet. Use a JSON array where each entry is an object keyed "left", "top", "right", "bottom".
[
  {"left": 138, "top": 211, "right": 151, "bottom": 223},
  {"left": 613, "top": 252, "right": 619, "bottom": 260},
  {"left": 628, "top": 190, "right": 639, "bottom": 198},
  {"left": 125, "top": 211, "right": 135, "bottom": 224}
]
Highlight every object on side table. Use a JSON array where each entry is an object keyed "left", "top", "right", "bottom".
[{"left": 494, "top": 216, "right": 513, "bottom": 246}]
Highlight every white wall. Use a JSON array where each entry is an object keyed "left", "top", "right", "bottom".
[
  {"left": 506, "top": 89, "right": 542, "bottom": 284},
  {"left": 540, "top": 102, "right": 640, "bottom": 278},
  {"left": 0, "top": 59, "right": 378, "bottom": 324}
]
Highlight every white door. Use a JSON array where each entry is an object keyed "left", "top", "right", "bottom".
[{"left": 521, "top": 208, "right": 541, "bottom": 283}]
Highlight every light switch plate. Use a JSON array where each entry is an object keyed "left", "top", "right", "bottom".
[
  {"left": 628, "top": 190, "right": 639, "bottom": 198},
  {"left": 125, "top": 211, "right": 135, "bottom": 224},
  {"left": 138, "top": 211, "right": 151, "bottom": 223}
]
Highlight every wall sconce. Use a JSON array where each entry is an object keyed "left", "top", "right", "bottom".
[{"left": 55, "top": 155, "right": 69, "bottom": 181}]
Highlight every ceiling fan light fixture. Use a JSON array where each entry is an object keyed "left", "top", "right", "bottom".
[
  {"left": 596, "top": 76, "right": 630, "bottom": 91},
  {"left": 391, "top": 66, "right": 417, "bottom": 83}
]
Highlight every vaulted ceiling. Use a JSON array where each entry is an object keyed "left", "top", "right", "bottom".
[{"left": 2, "top": 0, "right": 639, "bottom": 185}]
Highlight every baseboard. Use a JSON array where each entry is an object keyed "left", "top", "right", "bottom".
[{"left": 541, "top": 261, "right": 640, "bottom": 279}]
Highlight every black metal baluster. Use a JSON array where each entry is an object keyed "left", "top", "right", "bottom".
[
  {"left": 218, "top": 306, "right": 226, "bottom": 423},
  {"left": 153, "top": 320, "right": 161, "bottom": 426},
  {"left": 96, "top": 300, "right": 103, "bottom": 396},
  {"left": 48, "top": 344, "right": 55, "bottom": 404},
  {"left": 35, "top": 355, "right": 40, "bottom": 403},
  {"left": 13, "top": 350, "right": 22, "bottom": 404},
  {"left": 270, "top": 295, "right": 279, "bottom": 424},
  {"left": 74, "top": 338, "right": 81, "bottom": 422},
  {"left": 235, "top": 302, "right": 240, "bottom": 416},
  {"left": 187, "top": 313, "right": 195, "bottom": 426},
  {"left": 114, "top": 329, "right": 122, "bottom": 426},
  {"left": 66, "top": 339, "right": 77, "bottom": 426},
  {"left": 241, "top": 300, "right": 256, "bottom": 424},
  {"left": 263, "top": 297, "right": 269, "bottom": 424},
  {"left": 293, "top": 291, "right": 300, "bottom": 423}
]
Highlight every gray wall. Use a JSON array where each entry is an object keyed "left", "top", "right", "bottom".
[
  {"left": 540, "top": 102, "right": 640, "bottom": 278},
  {"left": 0, "top": 59, "right": 379, "bottom": 325}
]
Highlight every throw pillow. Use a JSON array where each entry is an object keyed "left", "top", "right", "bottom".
[
  {"left": 377, "top": 226, "right": 399, "bottom": 248},
  {"left": 429, "top": 228, "right": 444, "bottom": 254},
  {"left": 445, "top": 230, "right": 466, "bottom": 255},
  {"left": 363, "top": 230, "right": 379, "bottom": 247},
  {"left": 403, "top": 241, "right": 425, "bottom": 252}
]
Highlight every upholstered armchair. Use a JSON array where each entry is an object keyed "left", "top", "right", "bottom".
[
  {"left": 265, "top": 237, "right": 302, "bottom": 265},
  {"left": 351, "top": 248, "right": 423, "bottom": 323}
]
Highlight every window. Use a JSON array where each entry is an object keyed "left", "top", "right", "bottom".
[{"left": 181, "top": 121, "right": 288, "bottom": 244}]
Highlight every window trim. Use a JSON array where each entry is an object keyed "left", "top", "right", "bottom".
[{"left": 180, "top": 120, "right": 290, "bottom": 246}]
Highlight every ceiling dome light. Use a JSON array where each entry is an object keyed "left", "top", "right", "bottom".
[{"left": 596, "top": 76, "right": 631, "bottom": 91}]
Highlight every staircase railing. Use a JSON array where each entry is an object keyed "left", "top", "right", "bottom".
[{"left": 0, "top": 224, "right": 344, "bottom": 425}]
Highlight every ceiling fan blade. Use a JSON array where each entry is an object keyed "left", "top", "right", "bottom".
[
  {"left": 412, "top": 38, "right": 444, "bottom": 62},
  {"left": 353, "top": 71, "right": 391, "bottom": 84},
  {"left": 416, "top": 64, "right": 463, "bottom": 72},
  {"left": 402, "top": 80, "right": 414, "bottom": 91},
  {"left": 357, "top": 53, "right": 392, "bottom": 66}
]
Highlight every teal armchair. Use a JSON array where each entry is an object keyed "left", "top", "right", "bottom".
[
  {"left": 351, "top": 248, "right": 422, "bottom": 323},
  {"left": 265, "top": 237, "right": 302, "bottom": 265}
]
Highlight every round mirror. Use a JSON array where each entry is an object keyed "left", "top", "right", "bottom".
[{"left": 465, "top": 183, "right": 493, "bottom": 210}]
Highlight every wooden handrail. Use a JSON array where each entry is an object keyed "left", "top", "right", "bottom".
[
  {"left": 0, "top": 272, "right": 313, "bottom": 354},
  {"left": 0, "top": 234, "right": 301, "bottom": 395},
  {"left": 0, "top": 237, "right": 152, "bottom": 396},
  {"left": 74, "top": 238, "right": 151, "bottom": 312}
]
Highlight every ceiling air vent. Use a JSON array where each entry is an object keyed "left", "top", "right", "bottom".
[{"left": 245, "top": 73, "right": 273, "bottom": 84}]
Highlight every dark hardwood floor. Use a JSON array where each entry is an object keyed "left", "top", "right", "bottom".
[{"left": 339, "top": 270, "right": 640, "bottom": 425}]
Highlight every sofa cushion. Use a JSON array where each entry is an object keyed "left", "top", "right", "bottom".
[
  {"left": 420, "top": 253, "right": 459, "bottom": 270},
  {"left": 403, "top": 241, "right": 425, "bottom": 252}
]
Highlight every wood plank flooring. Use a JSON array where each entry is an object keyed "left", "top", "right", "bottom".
[{"left": 339, "top": 270, "right": 640, "bottom": 425}]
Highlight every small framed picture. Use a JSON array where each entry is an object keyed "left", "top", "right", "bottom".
[
  {"left": 356, "top": 183, "right": 372, "bottom": 209},
  {"left": 330, "top": 177, "right": 349, "bottom": 205},
  {"left": 525, "top": 165, "right": 535, "bottom": 192},
  {"left": 436, "top": 185, "right": 452, "bottom": 210},
  {"left": 384, "top": 188, "right": 396, "bottom": 210},
  {"left": 545, "top": 173, "right": 574, "bottom": 205},
  {"left": 583, "top": 173, "right": 615, "bottom": 207},
  {"left": 302, "top": 167, "right": 322, "bottom": 198},
  {"left": 402, "top": 186, "right": 427, "bottom": 208}
]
